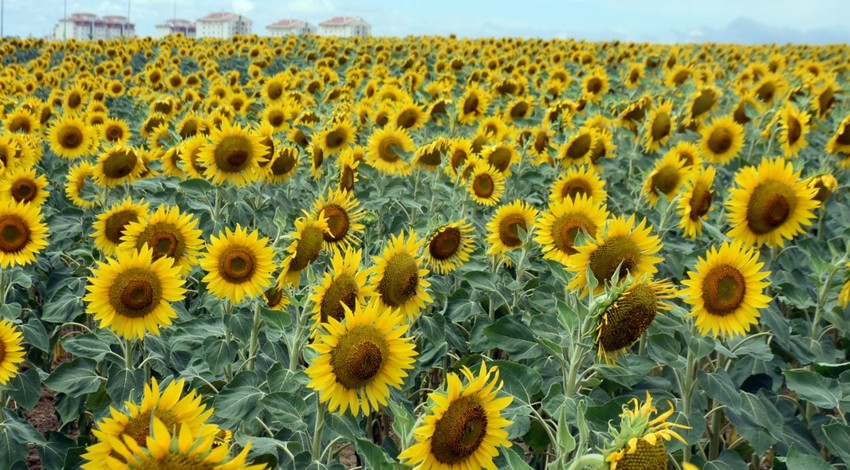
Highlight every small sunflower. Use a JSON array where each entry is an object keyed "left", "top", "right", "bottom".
[
  {"left": 413, "top": 138, "right": 450, "bottom": 171},
  {"left": 305, "top": 300, "right": 417, "bottom": 416},
  {"left": 337, "top": 147, "right": 361, "bottom": 192},
  {"left": 0, "top": 318, "right": 26, "bottom": 385},
  {"left": 65, "top": 161, "right": 98, "bottom": 209},
  {"left": 309, "top": 248, "right": 373, "bottom": 332},
  {"left": 558, "top": 127, "right": 597, "bottom": 166},
  {"left": 279, "top": 212, "right": 331, "bottom": 287},
  {"left": 603, "top": 392, "right": 689, "bottom": 470},
  {"left": 535, "top": 194, "right": 608, "bottom": 266},
  {"left": 367, "top": 230, "right": 433, "bottom": 321},
  {"left": 48, "top": 114, "right": 97, "bottom": 159},
  {"left": 550, "top": 165, "right": 608, "bottom": 205},
  {"left": 482, "top": 143, "right": 520, "bottom": 175},
  {"left": 265, "top": 146, "right": 300, "bottom": 183},
  {"left": 839, "top": 263, "right": 850, "bottom": 308},
  {"left": 681, "top": 240, "right": 771, "bottom": 338},
  {"left": 457, "top": 84, "right": 491, "bottom": 125},
  {"left": 311, "top": 189, "right": 366, "bottom": 252},
  {"left": 200, "top": 225, "right": 276, "bottom": 304},
  {"left": 0, "top": 167, "right": 48, "bottom": 206},
  {"left": 566, "top": 215, "right": 664, "bottom": 297},
  {"left": 677, "top": 165, "right": 716, "bottom": 239},
  {"left": 776, "top": 104, "right": 810, "bottom": 158},
  {"left": 726, "top": 157, "right": 818, "bottom": 247},
  {"left": 94, "top": 145, "right": 143, "bottom": 187},
  {"left": 700, "top": 116, "right": 744, "bottom": 164},
  {"left": 398, "top": 362, "right": 513, "bottom": 470},
  {"left": 667, "top": 141, "right": 701, "bottom": 168},
  {"left": 120, "top": 205, "right": 204, "bottom": 277},
  {"left": 84, "top": 245, "right": 186, "bottom": 340},
  {"left": 92, "top": 198, "right": 150, "bottom": 256},
  {"left": 445, "top": 138, "right": 474, "bottom": 180},
  {"left": 0, "top": 200, "right": 49, "bottom": 268},
  {"left": 806, "top": 173, "right": 839, "bottom": 205},
  {"left": 199, "top": 120, "right": 267, "bottom": 186},
  {"left": 485, "top": 200, "right": 539, "bottom": 263},
  {"left": 177, "top": 135, "right": 208, "bottom": 180},
  {"left": 642, "top": 100, "right": 675, "bottom": 153},
  {"left": 319, "top": 122, "right": 354, "bottom": 156},
  {"left": 641, "top": 151, "right": 688, "bottom": 208},
  {"left": 467, "top": 161, "right": 506, "bottom": 206},
  {"left": 425, "top": 220, "right": 476, "bottom": 275},
  {"left": 366, "top": 125, "right": 415, "bottom": 176}
]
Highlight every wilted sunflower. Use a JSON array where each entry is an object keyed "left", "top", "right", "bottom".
[
  {"left": 486, "top": 200, "right": 538, "bottom": 263},
  {"left": 467, "top": 161, "right": 506, "bottom": 206},
  {"left": 535, "top": 194, "right": 608, "bottom": 266},
  {"left": 94, "top": 145, "right": 143, "bottom": 187},
  {"left": 641, "top": 151, "right": 688, "bottom": 208},
  {"left": 81, "top": 378, "right": 216, "bottom": 470},
  {"left": 200, "top": 225, "right": 276, "bottom": 303},
  {"left": 312, "top": 189, "right": 366, "bottom": 252},
  {"left": 309, "top": 248, "right": 373, "bottom": 332},
  {"left": 84, "top": 245, "right": 186, "bottom": 340},
  {"left": 681, "top": 240, "right": 771, "bottom": 338},
  {"left": 120, "top": 204, "right": 204, "bottom": 277},
  {"left": 92, "top": 198, "right": 149, "bottom": 256},
  {"left": 566, "top": 215, "right": 664, "bottom": 297},
  {"left": 0, "top": 318, "right": 26, "bottom": 385},
  {"left": 367, "top": 230, "right": 433, "bottom": 321},
  {"left": 199, "top": 120, "right": 267, "bottom": 186},
  {"left": 0, "top": 167, "right": 48, "bottom": 206},
  {"left": 65, "top": 161, "right": 98, "bottom": 209},
  {"left": 279, "top": 212, "right": 330, "bottom": 287},
  {"left": 366, "top": 125, "right": 414, "bottom": 176},
  {"left": 677, "top": 165, "right": 716, "bottom": 239},
  {"left": 425, "top": 220, "right": 475, "bottom": 275},
  {"left": 642, "top": 100, "right": 675, "bottom": 153},
  {"left": 0, "top": 200, "right": 49, "bottom": 268},
  {"left": 48, "top": 114, "right": 96, "bottom": 159},
  {"left": 726, "top": 157, "right": 818, "bottom": 247},
  {"left": 595, "top": 277, "right": 677, "bottom": 364},
  {"left": 700, "top": 116, "right": 744, "bottom": 164},
  {"left": 550, "top": 165, "right": 607, "bottom": 206},
  {"left": 776, "top": 104, "right": 810, "bottom": 158},
  {"left": 305, "top": 300, "right": 417, "bottom": 416},
  {"left": 603, "top": 393, "right": 689, "bottom": 470},
  {"left": 398, "top": 362, "right": 513, "bottom": 470}
]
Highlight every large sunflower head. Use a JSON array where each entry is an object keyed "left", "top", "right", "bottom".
[
  {"left": 305, "top": 299, "right": 417, "bottom": 416},
  {"left": 200, "top": 224, "right": 276, "bottom": 304},
  {"left": 84, "top": 245, "right": 186, "bottom": 340},
  {"left": 279, "top": 212, "right": 331, "bottom": 287},
  {"left": 485, "top": 200, "right": 539, "bottom": 264},
  {"left": 94, "top": 145, "right": 143, "bottom": 188},
  {"left": 603, "top": 392, "right": 689, "bottom": 470},
  {"left": 535, "top": 194, "right": 608, "bottom": 266},
  {"left": 677, "top": 165, "right": 716, "bottom": 239},
  {"left": 566, "top": 215, "right": 664, "bottom": 297},
  {"left": 726, "top": 157, "right": 819, "bottom": 247},
  {"left": 91, "top": 198, "right": 150, "bottom": 257},
  {"left": 0, "top": 318, "right": 26, "bottom": 385},
  {"left": 699, "top": 116, "right": 744, "bottom": 164},
  {"left": 467, "top": 161, "right": 506, "bottom": 206},
  {"left": 366, "top": 125, "right": 414, "bottom": 176},
  {"left": 48, "top": 114, "right": 97, "bottom": 159},
  {"left": 0, "top": 200, "right": 49, "bottom": 268},
  {"left": 641, "top": 150, "right": 688, "bottom": 208},
  {"left": 199, "top": 120, "right": 267, "bottom": 186},
  {"left": 681, "top": 240, "right": 771, "bottom": 339},
  {"left": 367, "top": 230, "right": 433, "bottom": 321},
  {"left": 550, "top": 165, "right": 608, "bottom": 206},
  {"left": 120, "top": 204, "right": 204, "bottom": 277},
  {"left": 398, "top": 362, "right": 513, "bottom": 469},
  {"left": 425, "top": 220, "right": 476, "bottom": 275},
  {"left": 0, "top": 167, "right": 49, "bottom": 207}
]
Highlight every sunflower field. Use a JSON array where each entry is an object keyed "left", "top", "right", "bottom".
[{"left": 0, "top": 33, "right": 849, "bottom": 470}]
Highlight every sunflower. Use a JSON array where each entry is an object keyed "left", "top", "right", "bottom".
[
  {"left": 0, "top": 167, "right": 48, "bottom": 206},
  {"left": 309, "top": 248, "right": 373, "bottom": 332},
  {"left": 596, "top": 277, "right": 677, "bottom": 364},
  {"left": 178, "top": 135, "right": 208, "bottom": 180},
  {"left": 726, "top": 157, "right": 819, "bottom": 247},
  {"left": 582, "top": 66, "right": 610, "bottom": 103},
  {"left": 262, "top": 104, "right": 290, "bottom": 132},
  {"left": 0, "top": 200, "right": 49, "bottom": 268},
  {"left": 806, "top": 173, "right": 839, "bottom": 204},
  {"left": 641, "top": 151, "right": 688, "bottom": 208},
  {"left": 677, "top": 165, "right": 716, "bottom": 239},
  {"left": 3, "top": 109, "right": 40, "bottom": 135},
  {"left": 667, "top": 141, "right": 701, "bottom": 168},
  {"left": 199, "top": 120, "right": 267, "bottom": 186},
  {"left": 536, "top": 194, "right": 608, "bottom": 266},
  {"left": 120, "top": 205, "right": 204, "bottom": 277},
  {"left": 686, "top": 86, "right": 721, "bottom": 126},
  {"left": 200, "top": 225, "right": 276, "bottom": 304},
  {"left": 92, "top": 198, "right": 149, "bottom": 256},
  {"left": 603, "top": 393, "right": 689, "bottom": 470},
  {"left": 425, "top": 220, "right": 475, "bottom": 275},
  {"left": 84, "top": 245, "right": 185, "bottom": 340},
  {"left": 312, "top": 189, "right": 366, "bottom": 252},
  {"left": 81, "top": 378, "right": 216, "bottom": 470},
  {"left": 642, "top": 100, "right": 675, "bottom": 153},
  {"left": 566, "top": 215, "right": 664, "bottom": 297},
  {"left": 319, "top": 122, "right": 354, "bottom": 156},
  {"left": 467, "top": 161, "right": 506, "bottom": 206},
  {"left": 681, "top": 240, "right": 771, "bottom": 338},
  {"left": 558, "top": 127, "right": 597, "bottom": 166},
  {"left": 367, "top": 230, "right": 433, "bottom": 321},
  {"left": 279, "top": 213, "right": 331, "bottom": 287},
  {"left": 700, "top": 116, "right": 744, "bottom": 164},
  {"left": 366, "top": 125, "right": 414, "bottom": 176},
  {"left": 839, "top": 263, "right": 850, "bottom": 308},
  {"left": 526, "top": 124, "right": 555, "bottom": 165},
  {"left": 812, "top": 78, "right": 840, "bottom": 119},
  {"left": 306, "top": 299, "right": 416, "bottom": 416},
  {"left": 550, "top": 165, "right": 607, "bottom": 205},
  {"left": 65, "top": 161, "right": 98, "bottom": 209},
  {"left": 486, "top": 200, "right": 538, "bottom": 263},
  {"left": 398, "top": 362, "right": 513, "bottom": 470},
  {"left": 0, "top": 318, "right": 26, "bottom": 385},
  {"left": 337, "top": 147, "right": 361, "bottom": 192},
  {"left": 457, "top": 84, "right": 491, "bottom": 125},
  {"left": 444, "top": 138, "right": 474, "bottom": 180},
  {"left": 48, "top": 114, "right": 96, "bottom": 159},
  {"left": 393, "top": 100, "right": 427, "bottom": 130},
  {"left": 413, "top": 138, "right": 449, "bottom": 171},
  {"left": 94, "top": 145, "right": 143, "bottom": 188},
  {"left": 481, "top": 143, "right": 519, "bottom": 176},
  {"left": 777, "top": 104, "right": 810, "bottom": 158},
  {"left": 826, "top": 115, "right": 850, "bottom": 155}
]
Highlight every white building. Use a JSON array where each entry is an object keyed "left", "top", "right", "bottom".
[
  {"left": 266, "top": 19, "right": 316, "bottom": 37},
  {"left": 317, "top": 16, "right": 370, "bottom": 38},
  {"left": 196, "top": 12, "right": 252, "bottom": 38},
  {"left": 155, "top": 19, "right": 196, "bottom": 38},
  {"left": 52, "top": 13, "right": 136, "bottom": 40}
]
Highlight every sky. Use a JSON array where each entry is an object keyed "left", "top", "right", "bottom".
[{"left": 1, "top": 0, "right": 847, "bottom": 44}]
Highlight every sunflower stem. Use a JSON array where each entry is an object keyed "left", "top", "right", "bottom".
[
  {"left": 564, "top": 452, "right": 604, "bottom": 470},
  {"left": 817, "top": 206, "right": 826, "bottom": 241},
  {"left": 708, "top": 353, "right": 729, "bottom": 460},
  {"left": 679, "top": 332, "right": 697, "bottom": 463},
  {"left": 0, "top": 269, "right": 6, "bottom": 304},
  {"left": 811, "top": 255, "right": 845, "bottom": 342},
  {"left": 311, "top": 398, "right": 326, "bottom": 462},
  {"left": 124, "top": 338, "right": 135, "bottom": 371},
  {"left": 246, "top": 302, "right": 263, "bottom": 372},
  {"left": 222, "top": 301, "right": 234, "bottom": 381}
]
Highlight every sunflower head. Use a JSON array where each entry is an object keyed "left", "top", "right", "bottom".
[
  {"left": 806, "top": 173, "right": 838, "bottom": 204},
  {"left": 0, "top": 318, "right": 26, "bottom": 385},
  {"left": 425, "top": 220, "right": 476, "bottom": 275},
  {"left": 200, "top": 224, "right": 276, "bottom": 303},
  {"left": 368, "top": 230, "right": 433, "bottom": 321},
  {"left": 0, "top": 200, "right": 50, "bottom": 268},
  {"left": 604, "top": 392, "right": 689, "bottom": 470}
]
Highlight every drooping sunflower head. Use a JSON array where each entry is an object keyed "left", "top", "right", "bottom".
[
  {"left": 535, "top": 193, "right": 608, "bottom": 266},
  {"left": 92, "top": 198, "right": 150, "bottom": 257},
  {"left": 48, "top": 114, "right": 96, "bottom": 159},
  {"left": 677, "top": 165, "right": 716, "bottom": 239},
  {"left": 368, "top": 230, "right": 433, "bottom": 321},
  {"left": 306, "top": 299, "right": 417, "bottom": 416},
  {"left": 120, "top": 204, "right": 204, "bottom": 277},
  {"left": 336, "top": 146, "right": 361, "bottom": 193},
  {"left": 0, "top": 167, "right": 49, "bottom": 207},
  {"left": 604, "top": 392, "right": 689, "bottom": 470},
  {"left": 413, "top": 138, "right": 450, "bottom": 171},
  {"left": 199, "top": 120, "right": 267, "bottom": 186},
  {"left": 641, "top": 150, "right": 688, "bottom": 208},
  {"left": 485, "top": 200, "right": 539, "bottom": 264},
  {"left": 200, "top": 224, "right": 276, "bottom": 304},
  {"left": 700, "top": 116, "right": 744, "bottom": 164},
  {"left": 687, "top": 85, "right": 721, "bottom": 125},
  {"left": 0, "top": 318, "right": 26, "bottom": 385},
  {"left": 726, "top": 157, "right": 819, "bottom": 247},
  {"left": 311, "top": 188, "right": 366, "bottom": 252},
  {"left": 366, "top": 125, "right": 414, "bottom": 176},
  {"left": 280, "top": 212, "right": 331, "bottom": 287},
  {"left": 0, "top": 200, "right": 49, "bottom": 268},
  {"left": 681, "top": 240, "right": 771, "bottom": 339},
  {"left": 550, "top": 165, "right": 608, "bottom": 206},
  {"left": 467, "top": 161, "right": 506, "bottom": 206},
  {"left": 264, "top": 145, "right": 300, "bottom": 183},
  {"left": 309, "top": 247, "right": 373, "bottom": 333},
  {"left": 425, "top": 220, "right": 476, "bottom": 275}
]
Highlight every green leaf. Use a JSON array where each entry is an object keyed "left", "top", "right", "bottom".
[
  {"left": 62, "top": 333, "right": 116, "bottom": 361},
  {"left": 39, "top": 432, "right": 76, "bottom": 470},
  {"left": 203, "top": 336, "right": 237, "bottom": 375},
  {"left": 2, "top": 412, "right": 46, "bottom": 445},
  {"left": 387, "top": 399, "right": 415, "bottom": 449},
  {"left": 555, "top": 402, "right": 576, "bottom": 456},
  {"left": 0, "top": 424, "right": 28, "bottom": 469},
  {"left": 489, "top": 360, "right": 542, "bottom": 404},
  {"left": 6, "top": 368, "right": 41, "bottom": 410},
  {"left": 698, "top": 369, "right": 742, "bottom": 408},
  {"left": 502, "top": 446, "right": 534, "bottom": 470},
  {"left": 213, "top": 371, "right": 265, "bottom": 427},
  {"left": 267, "top": 363, "right": 306, "bottom": 394},
  {"left": 261, "top": 306, "right": 292, "bottom": 332},
  {"left": 784, "top": 369, "right": 841, "bottom": 409},
  {"left": 261, "top": 392, "right": 308, "bottom": 432},
  {"left": 41, "top": 278, "right": 85, "bottom": 324},
  {"left": 44, "top": 358, "right": 103, "bottom": 396},
  {"left": 106, "top": 365, "right": 145, "bottom": 405},
  {"left": 785, "top": 445, "right": 833, "bottom": 470},
  {"left": 21, "top": 317, "right": 49, "bottom": 352},
  {"left": 483, "top": 316, "right": 540, "bottom": 360},
  {"left": 354, "top": 438, "right": 405, "bottom": 469},
  {"left": 820, "top": 423, "right": 850, "bottom": 463},
  {"left": 703, "top": 449, "right": 749, "bottom": 470}
]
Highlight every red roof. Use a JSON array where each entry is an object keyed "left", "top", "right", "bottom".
[
  {"left": 268, "top": 19, "right": 307, "bottom": 29},
  {"left": 319, "top": 16, "right": 367, "bottom": 26}
]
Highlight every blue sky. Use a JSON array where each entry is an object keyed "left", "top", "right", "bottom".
[{"left": 3, "top": 0, "right": 847, "bottom": 43}]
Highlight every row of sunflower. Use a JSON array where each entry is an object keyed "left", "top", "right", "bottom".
[{"left": 0, "top": 32, "right": 848, "bottom": 470}]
